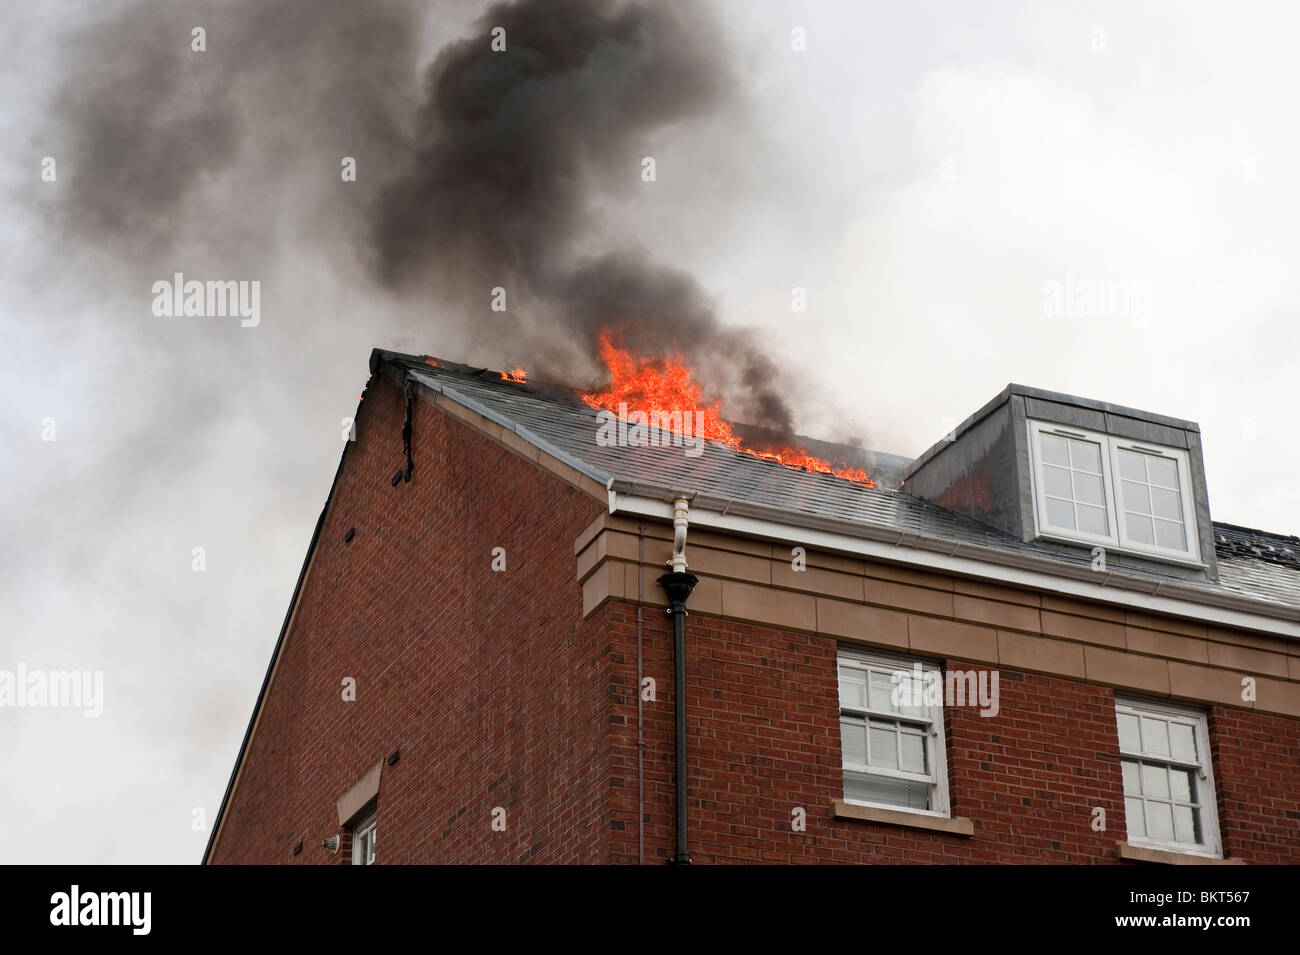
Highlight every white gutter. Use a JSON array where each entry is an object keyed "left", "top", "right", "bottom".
[{"left": 607, "top": 487, "right": 1300, "bottom": 641}]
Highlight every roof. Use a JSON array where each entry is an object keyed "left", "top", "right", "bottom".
[{"left": 376, "top": 350, "right": 1300, "bottom": 618}]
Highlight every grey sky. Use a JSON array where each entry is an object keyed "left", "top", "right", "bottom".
[{"left": 1, "top": 1, "right": 1296, "bottom": 863}]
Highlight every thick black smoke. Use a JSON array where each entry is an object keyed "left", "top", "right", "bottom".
[{"left": 50, "top": 0, "right": 798, "bottom": 439}]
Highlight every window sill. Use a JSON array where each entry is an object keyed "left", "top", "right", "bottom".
[
  {"left": 832, "top": 800, "right": 974, "bottom": 836},
  {"left": 1116, "top": 841, "right": 1244, "bottom": 865}
]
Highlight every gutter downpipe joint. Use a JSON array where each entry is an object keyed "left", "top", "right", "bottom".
[{"left": 658, "top": 496, "right": 697, "bottom": 865}]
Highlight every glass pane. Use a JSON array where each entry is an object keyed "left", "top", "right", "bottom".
[
  {"left": 1151, "top": 487, "right": 1181, "bottom": 520},
  {"left": 838, "top": 667, "right": 865, "bottom": 708},
  {"left": 1122, "top": 481, "right": 1151, "bottom": 514},
  {"left": 1170, "top": 768, "right": 1193, "bottom": 802},
  {"left": 1169, "top": 722, "right": 1197, "bottom": 762},
  {"left": 1043, "top": 465, "right": 1073, "bottom": 499},
  {"left": 1148, "top": 456, "right": 1178, "bottom": 488},
  {"left": 1127, "top": 514, "right": 1155, "bottom": 545},
  {"left": 1125, "top": 797, "right": 1146, "bottom": 837},
  {"left": 844, "top": 771, "right": 929, "bottom": 811},
  {"left": 1074, "top": 472, "right": 1104, "bottom": 505},
  {"left": 1070, "top": 439, "right": 1102, "bottom": 474},
  {"left": 1121, "top": 759, "right": 1141, "bottom": 795},
  {"left": 1141, "top": 717, "right": 1169, "bottom": 756},
  {"left": 868, "top": 670, "right": 897, "bottom": 712},
  {"left": 1142, "top": 763, "right": 1170, "bottom": 800},
  {"left": 1046, "top": 498, "right": 1076, "bottom": 530},
  {"left": 1155, "top": 519, "right": 1186, "bottom": 551},
  {"left": 869, "top": 724, "right": 898, "bottom": 770},
  {"left": 1173, "top": 805, "right": 1197, "bottom": 844},
  {"left": 900, "top": 732, "right": 926, "bottom": 773},
  {"left": 1078, "top": 504, "right": 1107, "bottom": 535},
  {"left": 840, "top": 718, "right": 867, "bottom": 765},
  {"left": 1117, "top": 714, "right": 1141, "bottom": 752},
  {"left": 1147, "top": 801, "right": 1175, "bottom": 840},
  {"left": 1041, "top": 432, "right": 1070, "bottom": 466},
  {"left": 1118, "top": 449, "right": 1147, "bottom": 481}
]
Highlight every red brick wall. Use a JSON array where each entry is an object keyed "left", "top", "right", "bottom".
[
  {"left": 1210, "top": 707, "right": 1300, "bottom": 864},
  {"left": 208, "top": 373, "right": 609, "bottom": 864},
  {"left": 606, "top": 602, "right": 1296, "bottom": 863}
]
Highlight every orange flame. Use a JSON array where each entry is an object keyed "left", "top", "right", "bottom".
[
  {"left": 501, "top": 367, "right": 527, "bottom": 383},
  {"left": 580, "top": 334, "right": 873, "bottom": 486}
]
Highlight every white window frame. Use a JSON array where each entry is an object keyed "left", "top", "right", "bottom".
[
  {"left": 836, "top": 647, "right": 951, "bottom": 819},
  {"left": 351, "top": 810, "right": 377, "bottom": 866},
  {"left": 1026, "top": 420, "right": 1201, "bottom": 565},
  {"left": 1115, "top": 697, "right": 1222, "bottom": 859}
]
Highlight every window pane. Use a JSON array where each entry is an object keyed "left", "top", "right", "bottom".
[
  {"left": 1148, "top": 456, "right": 1178, "bottom": 488},
  {"left": 1125, "top": 797, "right": 1146, "bottom": 837},
  {"left": 838, "top": 667, "right": 865, "bottom": 708},
  {"left": 1151, "top": 487, "right": 1181, "bottom": 521},
  {"left": 1141, "top": 717, "right": 1169, "bottom": 756},
  {"left": 869, "top": 723, "right": 898, "bottom": 770},
  {"left": 1041, "top": 432, "right": 1070, "bottom": 466},
  {"left": 1074, "top": 472, "right": 1104, "bottom": 506},
  {"left": 1122, "top": 481, "right": 1151, "bottom": 515},
  {"left": 844, "top": 771, "right": 929, "bottom": 811},
  {"left": 1155, "top": 519, "right": 1186, "bottom": 551},
  {"left": 1078, "top": 504, "right": 1107, "bottom": 535},
  {"left": 1173, "top": 805, "right": 1197, "bottom": 844},
  {"left": 1147, "top": 801, "right": 1175, "bottom": 840},
  {"left": 1117, "top": 714, "right": 1141, "bottom": 752},
  {"left": 840, "top": 718, "right": 867, "bottom": 765},
  {"left": 1127, "top": 514, "right": 1155, "bottom": 544},
  {"left": 868, "top": 670, "right": 897, "bottom": 712},
  {"left": 1121, "top": 759, "right": 1141, "bottom": 795},
  {"left": 1118, "top": 449, "right": 1147, "bottom": 481},
  {"left": 1142, "top": 763, "right": 1170, "bottom": 800},
  {"left": 1169, "top": 722, "right": 1197, "bottom": 762},
  {"left": 1043, "top": 465, "right": 1073, "bottom": 499},
  {"left": 1170, "top": 768, "right": 1193, "bottom": 802},
  {"left": 1046, "top": 498, "right": 1076, "bottom": 530},
  {"left": 900, "top": 731, "right": 926, "bottom": 773},
  {"left": 1069, "top": 439, "right": 1102, "bottom": 473}
]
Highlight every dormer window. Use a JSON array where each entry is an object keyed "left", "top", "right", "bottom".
[{"left": 1028, "top": 421, "right": 1200, "bottom": 564}]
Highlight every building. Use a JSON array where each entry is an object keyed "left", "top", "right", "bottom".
[{"left": 203, "top": 349, "right": 1300, "bottom": 864}]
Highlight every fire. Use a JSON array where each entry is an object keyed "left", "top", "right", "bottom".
[
  {"left": 501, "top": 367, "right": 527, "bottom": 383},
  {"left": 580, "top": 334, "right": 873, "bottom": 486}
]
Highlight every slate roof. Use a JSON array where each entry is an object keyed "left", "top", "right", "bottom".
[{"left": 380, "top": 352, "right": 1300, "bottom": 615}]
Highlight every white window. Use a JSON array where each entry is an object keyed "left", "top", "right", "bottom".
[
  {"left": 1027, "top": 421, "right": 1200, "bottom": 563},
  {"left": 352, "top": 811, "right": 377, "bottom": 866},
  {"left": 837, "top": 647, "right": 950, "bottom": 816},
  {"left": 1115, "top": 698, "right": 1221, "bottom": 858}
]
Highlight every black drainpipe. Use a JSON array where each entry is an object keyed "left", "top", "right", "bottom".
[{"left": 658, "top": 570, "right": 698, "bottom": 865}]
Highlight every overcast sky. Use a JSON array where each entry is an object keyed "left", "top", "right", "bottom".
[{"left": 3, "top": 1, "right": 1297, "bottom": 863}]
